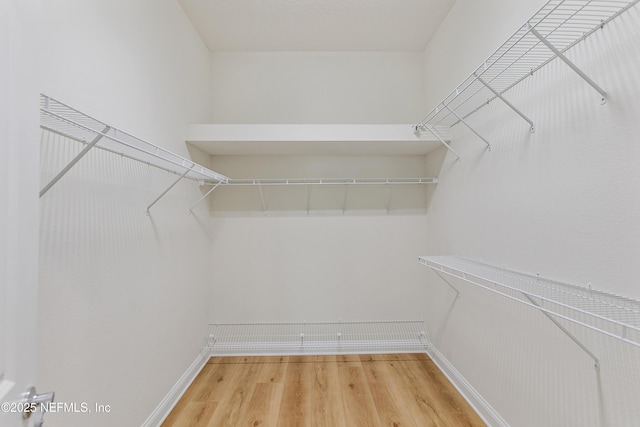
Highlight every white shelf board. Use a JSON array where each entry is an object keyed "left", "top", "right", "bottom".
[
  {"left": 420, "top": 256, "right": 640, "bottom": 348},
  {"left": 186, "top": 124, "right": 450, "bottom": 156}
]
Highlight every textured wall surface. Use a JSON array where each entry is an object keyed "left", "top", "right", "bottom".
[
  {"left": 422, "top": 0, "right": 640, "bottom": 425},
  {"left": 210, "top": 52, "right": 426, "bottom": 124},
  {"left": 209, "top": 214, "right": 431, "bottom": 323},
  {"left": 38, "top": 1, "right": 213, "bottom": 426},
  {"left": 206, "top": 154, "right": 439, "bottom": 324},
  {"left": 0, "top": 1, "right": 40, "bottom": 418}
]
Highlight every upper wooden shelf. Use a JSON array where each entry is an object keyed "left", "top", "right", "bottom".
[{"left": 186, "top": 124, "right": 450, "bottom": 156}]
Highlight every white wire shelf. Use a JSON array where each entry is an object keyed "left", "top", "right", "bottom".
[
  {"left": 40, "top": 94, "right": 229, "bottom": 200},
  {"left": 202, "top": 321, "right": 431, "bottom": 356},
  {"left": 420, "top": 256, "right": 640, "bottom": 352},
  {"left": 415, "top": 0, "right": 640, "bottom": 155},
  {"left": 222, "top": 177, "right": 438, "bottom": 186},
  {"left": 194, "top": 177, "right": 438, "bottom": 213}
]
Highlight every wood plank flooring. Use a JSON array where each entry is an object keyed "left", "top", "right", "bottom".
[{"left": 161, "top": 353, "right": 485, "bottom": 427}]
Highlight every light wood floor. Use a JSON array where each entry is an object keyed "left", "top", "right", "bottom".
[{"left": 162, "top": 353, "right": 485, "bottom": 427}]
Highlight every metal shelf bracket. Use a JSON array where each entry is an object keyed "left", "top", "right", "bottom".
[
  {"left": 189, "top": 180, "right": 223, "bottom": 212},
  {"left": 522, "top": 293, "right": 600, "bottom": 369},
  {"left": 443, "top": 105, "right": 492, "bottom": 151},
  {"left": 342, "top": 185, "right": 348, "bottom": 214},
  {"left": 417, "top": 125, "right": 461, "bottom": 161},
  {"left": 257, "top": 184, "right": 267, "bottom": 213},
  {"left": 146, "top": 166, "right": 194, "bottom": 214},
  {"left": 475, "top": 74, "right": 535, "bottom": 132},
  {"left": 386, "top": 185, "right": 394, "bottom": 214},
  {"left": 433, "top": 268, "right": 461, "bottom": 299},
  {"left": 527, "top": 23, "right": 607, "bottom": 104},
  {"left": 40, "top": 125, "right": 111, "bottom": 197}
]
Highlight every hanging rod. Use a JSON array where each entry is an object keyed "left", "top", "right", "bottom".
[
  {"left": 215, "top": 177, "right": 438, "bottom": 186},
  {"left": 419, "top": 256, "right": 640, "bottom": 352},
  {"left": 415, "top": 0, "right": 639, "bottom": 152},
  {"left": 40, "top": 95, "right": 229, "bottom": 210},
  {"left": 197, "top": 177, "right": 439, "bottom": 213}
]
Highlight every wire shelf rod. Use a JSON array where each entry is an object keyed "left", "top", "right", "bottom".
[
  {"left": 41, "top": 108, "right": 227, "bottom": 183},
  {"left": 215, "top": 178, "right": 439, "bottom": 187},
  {"left": 203, "top": 321, "right": 431, "bottom": 356},
  {"left": 422, "top": 257, "right": 640, "bottom": 327},
  {"left": 419, "top": 256, "right": 640, "bottom": 348},
  {"left": 40, "top": 94, "right": 229, "bottom": 185},
  {"left": 41, "top": 125, "right": 209, "bottom": 184},
  {"left": 414, "top": 0, "right": 639, "bottom": 135}
]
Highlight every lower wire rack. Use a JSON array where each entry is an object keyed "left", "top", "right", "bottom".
[{"left": 203, "top": 320, "right": 431, "bottom": 356}]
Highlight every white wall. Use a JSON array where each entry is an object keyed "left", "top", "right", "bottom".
[
  {"left": 207, "top": 153, "right": 436, "bottom": 322},
  {"left": 423, "top": 1, "right": 640, "bottom": 425},
  {"left": 209, "top": 215, "right": 430, "bottom": 323},
  {"left": 38, "top": 1, "right": 212, "bottom": 426},
  {"left": 206, "top": 49, "right": 433, "bottom": 323},
  {"left": 0, "top": 0, "right": 40, "bottom": 419},
  {"left": 211, "top": 51, "right": 425, "bottom": 124}
]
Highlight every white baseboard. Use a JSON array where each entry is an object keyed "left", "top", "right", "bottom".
[
  {"left": 141, "top": 353, "right": 208, "bottom": 427},
  {"left": 425, "top": 346, "right": 510, "bottom": 427}
]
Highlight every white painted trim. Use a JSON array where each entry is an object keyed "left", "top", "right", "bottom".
[
  {"left": 425, "top": 346, "right": 510, "bottom": 427},
  {"left": 140, "top": 354, "right": 208, "bottom": 427},
  {"left": 0, "top": 377, "right": 15, "bottom": 402}
]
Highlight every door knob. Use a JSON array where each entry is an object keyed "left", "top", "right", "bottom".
[{"left": 23, "top": 386, "right": 55, "bottom": 427}]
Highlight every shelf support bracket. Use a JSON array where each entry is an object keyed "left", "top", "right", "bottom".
[
  {"left": 189, "top": 180, "right": 223, "bottom": 213},
  {"left": 522, "top": 293, "right": 600, "bottom": 369},
  {"left": 433, "top": 269, "right": 460, "bottom": 299},
  {"left": 386, "top": 184, "right": 394, "bottom": 214},
  {"left": 528, "top": 24, "right": 607, "bottom": 104},
  {"left": 306, "top": 185, "right": 312, "bottom": 214},
  {"left": 418, "top": 125, "right": 461, "bottom": 161},
  {"left": 257, "top": 183, "right": 267, "bottom": 213},
  {"left": 443, "top": 105, "right": 491, "bottom": 151},
  {"left": 146, "top": 165, "right": 193, "bottom": 214},
  {"left": 342, "top": 185, "right": 348, "bottom": 214},
  {"left": 475, "top": 74, "right": 535, "bottom": 132},
  {"left": 40, "top": 125, "right": 111, "bottom": 197}
]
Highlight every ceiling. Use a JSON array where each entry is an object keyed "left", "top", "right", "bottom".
[{"left": 178, "top": 0, "right": 457, "bottom": 52}]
